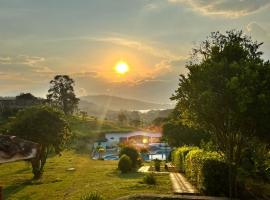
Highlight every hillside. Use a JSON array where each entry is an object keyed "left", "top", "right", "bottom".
[
  {"left": 80, "top": 95, "right": 172, "bottom": 111},
  {"left": 0, "top": 151, "right": 171, "bottom": 200}
]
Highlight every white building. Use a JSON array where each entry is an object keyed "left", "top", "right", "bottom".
[{"left": 105, "top": 131, "right": 162, "bottom": 147}]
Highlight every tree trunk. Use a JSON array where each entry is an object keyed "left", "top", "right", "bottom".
[{"left": 31, "top": 145, "right": 48, "bottom": 179}]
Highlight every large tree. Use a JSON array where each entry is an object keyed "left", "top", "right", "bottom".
[
  {"left": 172, "top": 30, "right": 270, "bottom": 196},
  {"left": 163, "top": 120, "right": 210, "bottom": 147},
  {"left": 8, "top": 105, "right": 70, "bottom": 179},
  {"left": 47, "top": 75, "right": 79, "bottom": 115}
]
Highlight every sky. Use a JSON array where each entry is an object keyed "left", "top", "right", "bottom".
[{"left": 0, "top": 0, "right": 270, "bottom": 104}]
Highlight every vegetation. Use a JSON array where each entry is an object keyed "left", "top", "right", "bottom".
[
  {"left": 143, "top": 173, "right": 157, "bottom": 185},
  {"left": 7, "top": 105, "right": 70, "bottom": 179},
  {"left": 119, "top": 146, "right": 139, "bottom": 168},
  {"left": 118, "top": 112, "right": 128, "bottom": 125},
  {"left": 169, "top": 30, "right": 270, "bottom": 197},
  {"left": 47, "top": 75, "right": 80, "bottom": 115},
  {"left": 118, "top": 154, "right": 132, "bottom": 173},
  {"left": 67, "top": 115, "right": 134, "bottom": 153},
  {"left": 154, "top": 159, "right": 161, "bottom": 172},
  {"left": 172, "top": 146, "right": 229, "bottom": 196},
  {"left": 0, "top": 151, "right": 171, "bottom": 200},
  {"left": 172, "top": 146, "right": 199, "bottom": 172},
  {"left": 80, "top": 191, "right": 104, "bottom": 200},
  {"left": 163, "top": 121, "right": 209, "bottom": 147}
]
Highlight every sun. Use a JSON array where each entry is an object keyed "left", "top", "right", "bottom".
[{"left": 115, "top": 61, "right": 129, "bottom": 74}]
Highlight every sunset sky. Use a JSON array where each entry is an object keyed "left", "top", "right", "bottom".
[{"left": 0, "top": 0, "right": 270, "bottom": 103}]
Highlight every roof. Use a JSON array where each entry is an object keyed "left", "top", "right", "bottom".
[{"left": 105, "top": 131, "right": 162, "bottom": 138}]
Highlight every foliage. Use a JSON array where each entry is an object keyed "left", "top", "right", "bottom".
[
  {"left": 0, "top": 151, "right": 172, "bottom": 199},
  {"left": 171, "top": 30, "right": 270, "bottom": 196},
  {"left": 119, "top": 146, "right": 139, "bottom": 168},
  {"left": 143, "top": 173, "right": 157, "bottom": 185},
  {"left": 118, "top": 112, "right": 127, "bottom": 125},
  {"left": 201, "top": 159, "right": 229, "bottom": 196},
  {"left": 154, "top": 159, "right": 161, "bottom": 172},
  {"left": 184, "top": 148, "right": 228, "bottom": 196},
  {"left": 47, "top": 75, "right": 80, "bottom": 115},
  {"left": 7, "top": 105, "right": 70, "bottom": 179},
  {"left": 118, "top": 154, "right": 132, "bottom": 173},
  {"left": 16, "top": 93, "right": 37, "bottom": 101},
  {"left": 80, "top": 191, "right": 104, "bottom": 200},
  {"left": 240, "top": 139, "right": 270, "bottom": 182},
  {"left": 163, "top": 120, "right": 209, "bottom": 147},
  {"left": 152, "top": 117, "right": 167, "bottom": 127},
  {"left": 172, "top": 146, "right": 199, "bottom": 172}
]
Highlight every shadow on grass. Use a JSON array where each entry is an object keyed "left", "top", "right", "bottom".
[
  {"left": 14, "top": 167, "right": 31, "bottom": 174},
  {"left": 106, "top": 169, "right": 144, "bottom": 179},
  {"left": 4, "top": 181, "right": 29, "bottom": 199},
  {"left": 3, "top": 179, "right": 46, "bottom": 199}
]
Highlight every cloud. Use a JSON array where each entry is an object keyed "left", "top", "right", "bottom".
[
  {"left": 0, "top": 55, "right": 45, "bottom": 66},
  {"left": 72, "top": 71, "right": 99, "bottom": 78},
  {"left": 246, "top": 22, "right": 269, "bottom": 39},
  {"left": 91, "top": 36, "right": 181, "bottom": 60},
  {"left": 144, "top": 3, "right": 160, "bottom": 11},
  {"left": 168, "top": 0, "right": 270, "bottom": 17},
  {"left": 0, "top": 57, "right": 11, "bottom": 64},
  {"left": 32, "top": 66, "right": 54, "bottom": 74},
  {"left": 76, "top": 87, "right": 88, "bottom": 97}
]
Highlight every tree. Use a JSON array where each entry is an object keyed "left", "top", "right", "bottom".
[
  {"left": 7, "top": 105, "right": 70, "bottom": 179},
  {"left": 172, "top": 30, "right": 270, "bottom": 196},
  {"left": 47, "top": 75, "right": 79, "bottom": 115},
  {"left": 119, "top": 146, "right": 139, "bottom": 168},
  {"left": 163, "top": 120, "right": 210, "bottom": 147},
  {"left": 16, "top": 93, "right": 37, "bottom": 101},
  {"left": 152, "top": 117, "right": 167, "bottom": 127},
  {"left": 118, "top": 112, "right": 127, "bottom": 125},
  {"left": 118, "top": 154, "right": 132, "bottom": 173}
]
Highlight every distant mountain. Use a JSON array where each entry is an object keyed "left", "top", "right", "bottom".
[{"left": 79, "top": 95, "right": 172, "bottom": 111}]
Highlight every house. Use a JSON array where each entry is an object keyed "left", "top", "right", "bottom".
[{"left": 104, "top": 131, "right": 162, "bottom": 147}]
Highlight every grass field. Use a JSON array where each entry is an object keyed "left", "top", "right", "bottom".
[
  {"left": 68, "top": 115, "right": 135, "bottom": 138},
  {"left": 0, "top": 151, "right": 172, "bottom": 200}
]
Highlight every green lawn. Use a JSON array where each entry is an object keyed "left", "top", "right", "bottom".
[
  {"left": 0, "top": 151, "right": 172, "bottom": 200},
  {"left": 68, "top": 115, "right": 135, "bottom": 138}
]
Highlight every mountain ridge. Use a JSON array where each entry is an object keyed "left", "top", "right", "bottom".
[{"left": 79, "top": 94, "right": 172, "bottom": 111}]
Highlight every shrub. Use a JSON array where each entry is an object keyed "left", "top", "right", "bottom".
[
  {"left": 154, "top": 159, "right": 161, "bottom": 171},
  {"left": 172, "top": 146, "right": 198, "bottom": 172},
  {"left": 143, "top": 173, "right": 156, "bottom": 185},
  {"left": 201, "top": 159, "right": 229, "bottom": 196},
  {"left": 184, "top": 148, "right": 228, "bottom": 196},
  {"left": 119, "top": 146, "right": 139, "bottom": 168},
  {"left": 118, "top": 154, "right": 132, "bottom": 173},
  {"left": 80, "top": 191, "right": 104, "bottom": 200}
]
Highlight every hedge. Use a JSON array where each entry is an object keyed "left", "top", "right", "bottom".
[
  {"left": 118, "top": 154, "right": 132, "bottom": 173},
  {"left": 172, "top": 146, "right": 198, "bottom": 172},
  {"left": 173, "top": 146, "right": 229, "bottom": 196}
]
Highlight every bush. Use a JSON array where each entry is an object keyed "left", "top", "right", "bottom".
[
  {"left": 80, "top": 191, "right": 104, "bottom": 200},
  {"left": 201, "top": 159, "right": 229, "bottom": 196},
  {"left": 172, "top": 146, "right": 198, "bottom": 172},
  {"left": 119, "top": 146, "right": 139, "bottom": 168},
  {"left": 118, "top": 154, "right": 132, "bottom": 173},
  {"left": 154, "top": 159, "right": 161, "bottom": 171},
  {"left": 184, "top": 148, "right": 228, "bottom": 196},
  {"left": 143, "top": 173, "right": 156, "bottom": 185}
]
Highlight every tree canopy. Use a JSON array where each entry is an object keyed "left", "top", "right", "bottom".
[
  {"left": 47, "top": 75, "right": 80, "bottom": 115},
  {"left": 7, "top": 105, "right": 70, "bottom": 179},
  {"left": 171, "top": 30, "right": 270, "bottom": 196}
]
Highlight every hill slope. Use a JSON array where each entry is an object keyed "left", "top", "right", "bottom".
[{"left": 80, "top": 95, "right": 171, "bottom": 111}]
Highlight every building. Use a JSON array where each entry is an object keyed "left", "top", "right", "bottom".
[{"left": 104, "top": 131, "right": 162, "bottom": 147}]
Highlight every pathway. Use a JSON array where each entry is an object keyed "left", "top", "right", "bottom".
[
  {"left": 138, "top": 166, "right": 150, "bottom": 173},
  {"left": 170, "top": 172, "right": 199, "bottom": 195}
]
